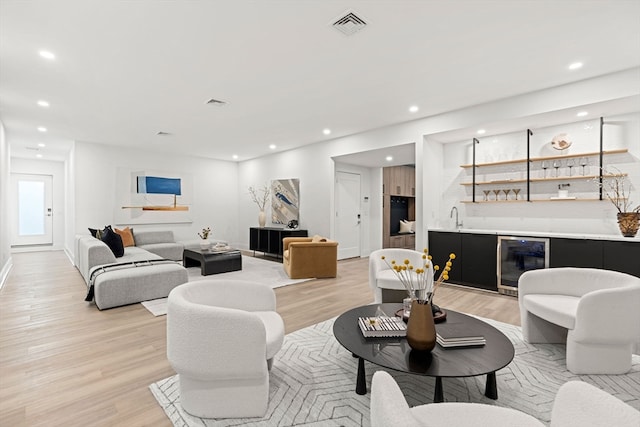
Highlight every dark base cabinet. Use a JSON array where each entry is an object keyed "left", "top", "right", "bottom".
[
  {"left": 460, "top": 233, "right": 498, "bottom": 291},
  {"left": 550, "top": 238, "right": 604, "bottom": 269},
  {"left": 603, "top": 240, "right": 640, "bottom": 277},
  {"left": 427, "top": 231, "right": 462, "bottom": 283},
  {"left": 550, "top": 238, "right": 640, "bottom": 277},
  {"left": 249, "top": 227, "right": 308, "bottom": 257},
  {"left": 428, "top": 231, "right": 497, "bottom": 292}
]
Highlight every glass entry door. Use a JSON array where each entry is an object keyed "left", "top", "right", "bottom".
[{"left": 11, "top": 174, "right": 53, "bottom": 246}]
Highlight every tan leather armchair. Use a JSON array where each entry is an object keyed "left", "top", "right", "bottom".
[{"left": 282, "top": 236, "right": 338, "bottom": 279}]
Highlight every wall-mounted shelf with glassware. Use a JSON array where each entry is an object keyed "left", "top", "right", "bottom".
[
  {"left": 460, "top": 174, "right": 627, "bottom": 186},
  {"left": 460, "top": 135, "right": 630, "bottom": 203},
  {"left": 459, "top": 148, "right": 628, "bottom": 169},
  {"left": 460, "top": 197, "right": 629, "bottom": 204}
]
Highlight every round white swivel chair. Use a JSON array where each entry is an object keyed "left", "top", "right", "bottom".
[{"left": 167, "top": 279, "right": 284, "bottom": 418}]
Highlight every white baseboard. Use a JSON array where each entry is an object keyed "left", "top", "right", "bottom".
[
  {"left": 0, "top": 257, "right": 13, "bottom": 291},
  {"left": 64, "top": 246, "right": 75, "bottom": 266}
]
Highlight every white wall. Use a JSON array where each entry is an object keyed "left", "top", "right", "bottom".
[
  {"left": 10, "top": 158, "right": 66, "bottom": 251},
  {"left": 334, "top": 162, "right": 381, "bottom": 256},
  {"left": 55, "top": 68, "right": 639, "bottom": 261},
  {"left": 0, "top": 120, "right": 12, "bottom": 288},
  {"left": 236, "top": 69, "right": 640, "bottom": 252},
  {"left": 64, "top": 144, "right": 76, "bottom": 258},
  {"left": 72, "top": 141, "right": 239, "bottom": 260}
]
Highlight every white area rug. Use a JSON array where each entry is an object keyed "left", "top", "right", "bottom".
[
  {"left": 149, "top": 317, "right": 640, "bottom": 426},
  {"left": 141, "top": 255, "right": 311, "bottom": 316}
]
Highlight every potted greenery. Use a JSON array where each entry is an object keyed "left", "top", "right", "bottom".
[
  {"left": 601, "top": 169, "right": 640, "bottom": 237},
  {"left": 198, "top": 227, "right": 212, "bottom": 250}
]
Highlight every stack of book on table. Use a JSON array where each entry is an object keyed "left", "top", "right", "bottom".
[
  {"left": 436, "top": 321, "right": 486, "bottom": 348},
  {"left": 358, "top": 316, "right": 407, "bottom": 338}
]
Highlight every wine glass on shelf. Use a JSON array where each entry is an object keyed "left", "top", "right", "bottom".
[
  {"left": 541, "top": 160, "right": 549, "bottom": 178},
  {"left": 566, "top": 158, "right": 575, "bottom": 177},
  {"left": 513, "top": 188, "right": 521, "bottom": 200},
  {"left": 502, "top": 189, "right": 511, "bottom": 201},
  {"left": 579, "top": 157, "right": 589, "bottom": 176},
  {"left": 492, "top": 189, "right": 500, "bottom": 201},
  {"left": 483, "top": 189, "right": 490, "bottom": 201},
  {"left": 553, "top": 159, "right": 562, "bottom": 177}
]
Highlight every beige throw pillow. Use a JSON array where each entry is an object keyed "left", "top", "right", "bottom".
[
  {"left": 399, "top": 220, "right": 412, "bottom": 233},
  {"left": 115, "top": 227, "right": 135, "bottom": 247}
]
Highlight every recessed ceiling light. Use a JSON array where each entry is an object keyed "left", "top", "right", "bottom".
[
  {"left": 37, "top": 126, "right": 47, "bottom": 132},
  {"left": 477, "top": 129, "right": 486, "bottom": 135},
  {"left": 576, "top": 111, "right": 588, "bottom": 117},
  {"left": 269, "top": 144, "right": 276, "bottom": 150},
  {"left": 323, "top": 128, "right": 331, "bottom": 135},
  {"left": 37, "top": 100, "right": 50, "bottom": 107},
  {"left": 38, "top": 143, "right": 46, "bottom": 147},
  {"left": 232, "top": 154, "right": 238, "bottom": 160},
  {"left": 409, "top": 105, "right": 419, "bottom": 113},
  {"left": 39, "top": 50, "right": 55, "bottom": 60},
  {"left": 385, "top": 156, "right": 393, "bottom": 162},
  {"left": 568, "top": 62, "right": 583, "bottom": 70},
  {"left": 36, "top": 154, "right": 43, "bottom": 158}
]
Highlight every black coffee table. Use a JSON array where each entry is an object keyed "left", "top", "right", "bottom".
[
  {"left": 183, "top": 248, "right": 242, "bottom": 275},
  {"left": 332, "top": 303, "right": 515, "bottom": 403}
]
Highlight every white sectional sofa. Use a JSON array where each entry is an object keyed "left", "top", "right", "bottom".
[{"left": 76, "top": 230, "right": 188, "bottom": 310}]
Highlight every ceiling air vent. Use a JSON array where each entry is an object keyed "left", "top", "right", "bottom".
[
  {"left": 205, "top": 98, "right": 227, "bottom": 106},
  {"left": 156, "top": 131, "right": 171, "bottom": 136},
  {"left": 331, "top": 11, "right": 367, "bottom": 36}
]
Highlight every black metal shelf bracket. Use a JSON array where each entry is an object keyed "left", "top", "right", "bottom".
[
  {"left": 527, "top": 129, "right": 533, "bottom": 202},
  {"left": 472, "top": 138, "right": 479, "bottom": 202},
  {"left": 599, "top": 117, "right": 604, "bottom": 200}
]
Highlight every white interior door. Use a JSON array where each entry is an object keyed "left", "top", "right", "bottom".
[
  {"left": 11, "top": 174, "right": 53, "bottom": 246},
  {"left": 336, "top": 171, "right": 361, "bottom": 259}
]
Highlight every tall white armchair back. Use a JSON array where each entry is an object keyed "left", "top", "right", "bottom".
[
  {"left": 369, "top": 249, "right": 432, "bottom": 303},
  {"left": 167, "top": 279, "right": 284, "bottom": 418}
]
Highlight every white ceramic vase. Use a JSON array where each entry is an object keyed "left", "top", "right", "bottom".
[
  {"left": 258, "top": 210, "right": 266, "bottom": 228},
  {"left": 200, "top": 239, "right": 211, "bottom": 250}
]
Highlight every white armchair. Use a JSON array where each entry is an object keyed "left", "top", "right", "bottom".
[
  {"left": 166, "top": 279, "right": 285, "bottom": 418},
  {"left": 371, "top": 370, "right": 543, "bottom": 427},
  {"left": 371, "top": 370, "right": 640, "bottom": 427},
  {"left": 369, "top": 249, "right": 433, "bottom": 303},
  {"left": 519, "top": 267, "right": 640, "bottom": 374}
]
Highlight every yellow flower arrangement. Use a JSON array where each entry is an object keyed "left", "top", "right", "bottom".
[{"left": 382, "top": 249, "right": 456, "bottom": 305}]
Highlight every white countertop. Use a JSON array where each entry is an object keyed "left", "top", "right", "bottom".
[{"left": 428, "top": 228, "right": 640, "bottom": 242}]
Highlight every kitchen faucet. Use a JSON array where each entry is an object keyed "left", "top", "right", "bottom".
[{"left": 450, "top": 206, "right": 463, "bottom": 229}]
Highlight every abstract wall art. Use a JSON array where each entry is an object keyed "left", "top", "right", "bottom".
[
  {"left": 271, "top": 178, "right": 299, "bottom": 225},
  {"left": 115, "top": 168, "right": 193, "bottom": 224}
]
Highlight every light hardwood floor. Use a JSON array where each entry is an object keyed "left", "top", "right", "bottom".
[{"left": 0, "top": 251, "right": 520, "bottom": 426}]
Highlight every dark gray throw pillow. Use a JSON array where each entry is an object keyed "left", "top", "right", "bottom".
[
  {"left": 89, "top": 226, "right": 110, "bottom": 239},
  {"left": 101, "top": 227, "right": 124, "bottom": 257}
]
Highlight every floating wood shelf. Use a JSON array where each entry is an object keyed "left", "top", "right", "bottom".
[
  {"left": 460, "top": 148, "right": 628, "bottom": 169},
  {"left": 460, "top": 173, "right": 627, "bottom": 186},
  {"left": 461, "top": 198, "right": 620, "bottom": 204}
]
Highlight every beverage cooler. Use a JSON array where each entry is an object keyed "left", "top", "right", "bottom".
[{"left": 497, "top": 236, "right": 549, "bottom": 296}]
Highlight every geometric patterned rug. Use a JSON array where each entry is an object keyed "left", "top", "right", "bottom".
[{"left": 149, "top": 317, "right": 640, "bottom": 426}]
